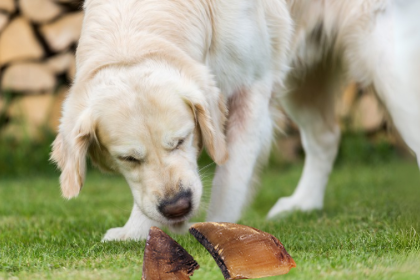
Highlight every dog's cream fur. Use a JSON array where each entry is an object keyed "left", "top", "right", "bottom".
[{"left": 51, "top": 0, "right": 420, "bottom": 241}]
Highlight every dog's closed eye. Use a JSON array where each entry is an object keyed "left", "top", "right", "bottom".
[
  {"left": 175, "top": 139, "right": 185, "bottom": 149},
  {"left": 118, "top": 156, "right": 143, "bottom": 164}
]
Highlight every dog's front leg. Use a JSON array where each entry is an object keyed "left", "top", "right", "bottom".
[
  {"left": 102, "top": 203, "right": 160, "bottom": 241},
  {"left": 207, "top": 80, "right": 274, "bottom": 223}
]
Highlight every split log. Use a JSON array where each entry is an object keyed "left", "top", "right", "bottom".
[
  {"left": 67, "top": 54, "right": 76, "bottom": 80},
  {"left": 0, "top": 13, "right": 8, "bottom": 33},
  {"left": 0, "top": 0, "right": 15, "bottom": 13},
  {"left": 40, "top": 12, "right": 84, "bottom": 52},
  {"left": 2, "top": 63, "right": 55, "bottom": 93},
  {"left": 338, "top": 83, "right": 358, "bottom": 118},
  {"left": 353, "top": 91, "right": 384, "bottom": 132},
  {"left": 46, "top": 52, "right": 74, "bottom": 74},
  {"left": 9, "top": 94, "right": 54, "bottom": 126},
  {"left": 20, "top": 0, "right": 63, "bottom": 24},
  {"left": 6, "top": 93, "right": 54, "bottom": 138},
  {"left": 48, "top": 86, "right": 68, "bottom": 131},
  {"left": 53, "top": 0, "right": 83, "bottom": 4},
  {"left": 0, "top": 17, "right": 44, "bottom": 65}
]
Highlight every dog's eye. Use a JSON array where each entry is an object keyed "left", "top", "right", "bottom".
[
  {"left": 175, "top": 139, "right": 185, "bottom": 149},
  {"left": 119, "top": 156, "right": 142, "bottom": 164}
]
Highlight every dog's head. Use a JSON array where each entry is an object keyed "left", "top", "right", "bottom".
[{"left": 51, "top": 57, "right": 228, "bottom": 225}]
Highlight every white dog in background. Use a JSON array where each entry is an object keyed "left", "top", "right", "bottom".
[
  {"left": 51, "top": 0, "right": 420, "bottom": 241},
  {"left": 268, "top": 0, "right": 420, "bottom": 218}
]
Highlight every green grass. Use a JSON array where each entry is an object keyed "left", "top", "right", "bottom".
[{"left": 1, "top": 157, "right": 419, "bottom": 280}]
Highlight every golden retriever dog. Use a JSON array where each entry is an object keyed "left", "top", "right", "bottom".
[{"left": 51, "top": 0, "right": 420, "bottom": 241}]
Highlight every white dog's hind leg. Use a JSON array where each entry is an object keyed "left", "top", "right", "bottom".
[
  {"left": 381, "top": 2, "right": 420, "bottom": 166},
  {"left": 207, "top": 79, "right": 274, "bottom": 223},
  {"left": 267, "top": 64, "right": 343, "bottom": 219},
  {"left": 102, "top": 203, "right": 160, "bottom": 241},
  {"left": 349, "top": 2, "right": 420, "bottom": 169},
  {"left": 373, "top": 70, "right": 420, "bottom": 169}
]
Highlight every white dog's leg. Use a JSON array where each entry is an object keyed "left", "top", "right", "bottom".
[
  {"left": 267, "top": 65, "right": 343, "bottom": 218},
  {"left": 378, "top": 3, "right": 420, "bottom": 166},
  {"left": 207, "top": 80, "right": 274, "bottom": 223},
  {"left": 349, "top": 3, "right": 420, "bottom": 168},
  {"left": 267, "top": 121, "right": 340, "bottom": 218},
  {"left": 102, "top": 203, "right": 160, "bottom": 241},
  {"left": 373, "top": 73, "right": 420, "bottom": 169}
]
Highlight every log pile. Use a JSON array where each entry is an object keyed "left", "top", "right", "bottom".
[
  {"left": 0, "top": 0, "right": 83, "bottom": 137},
  {"left": 0, "top": 0, "right": 402, "bottom": 160}
]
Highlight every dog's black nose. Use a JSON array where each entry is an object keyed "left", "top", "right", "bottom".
[{"left": 158, "top": 190, "right": 192, "bottom": 219}]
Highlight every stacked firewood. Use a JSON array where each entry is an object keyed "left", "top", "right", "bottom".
[
  {"left": 0, "top": 0, "right": 401, "bottom": 160},
  {"left": 0, "top": 0, "right": 83, "bottom": 137}
]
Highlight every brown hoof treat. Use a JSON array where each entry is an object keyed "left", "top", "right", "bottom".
[
  {"left": 142, "top": 227, "right": 200, "bottom": 280},
  {"left": 189, "top": 222, "right": 296, "bottom": 279}
]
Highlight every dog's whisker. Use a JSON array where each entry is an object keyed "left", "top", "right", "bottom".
[{"left": 198, "top": 162, "right": 216, "bottom": 172}]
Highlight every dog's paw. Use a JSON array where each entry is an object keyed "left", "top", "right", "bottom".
[
  {"left": 102, "top": 227, "right": 126, "bottom": 242},
  {"left": 102, "top": 226, "right": 148, "bottom": 242},
  {"left": 266, "top": 195, "right": 323, "bottom": 219}
]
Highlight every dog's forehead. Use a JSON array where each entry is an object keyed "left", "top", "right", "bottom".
[{"left": 95, "top": 91, "right": 194, "bottom": 147}]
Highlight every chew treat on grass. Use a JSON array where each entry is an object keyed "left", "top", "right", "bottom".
[
  {"left": 189, "top": 222, "right": 296, "bottom": 279},
  {"left": 141, "top": 227, "right": 200, "bottom": 280}
]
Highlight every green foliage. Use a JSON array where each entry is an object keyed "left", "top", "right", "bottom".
[
  {"left": 0, "top": 131, "right": 59, "bottom": 177},
  {"left": 0, "top": 128, "right": 403, "bottom": 178},
  {"left": 336, "top": 132, "right": 399, "bottom": 165}
]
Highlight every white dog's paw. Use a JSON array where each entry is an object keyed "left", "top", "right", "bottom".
[
  {"left": 266, "top": 195, "right": 323, "bottom": 219},
  {"left": 102, "top": 226, "right": 148, "bottom": 242},
  {"left": 102, "top": 227, "right": 126, "bottom": 242}
]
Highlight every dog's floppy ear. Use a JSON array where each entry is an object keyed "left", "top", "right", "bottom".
[
  {"left": 194, "top": 92, "right": 228, "bottom": 165},
  {"left": 51, "top": 109, "right": 96, "bottom": 199},
  {"left": 183, "top": 68, "right": 228, "bottom": 165}
]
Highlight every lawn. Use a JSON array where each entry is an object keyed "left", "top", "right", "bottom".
[{"left": 1, "top": 155, "right": 420, "bottom": 279}]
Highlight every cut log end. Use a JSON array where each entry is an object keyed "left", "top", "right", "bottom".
[
  {"left": 142, "top": 227, "right": 200, "bottom": 280},
  {"left": 189, "top": 222, "right": 296, "bottom": 280}
]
